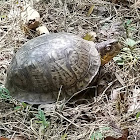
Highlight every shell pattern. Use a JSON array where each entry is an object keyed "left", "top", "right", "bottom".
[{"left": 5, "top": 33, "right": 101, "bottom": 104}]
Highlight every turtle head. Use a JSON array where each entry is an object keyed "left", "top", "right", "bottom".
[{"left": 95, "top": 39, "right": 121, "bottom": 66}]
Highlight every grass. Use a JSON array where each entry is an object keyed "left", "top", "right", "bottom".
[
  {"left": 0, "top": 0, "right": 140, "bottom": 139},
  {"left": 113, "top": 19, "right": 140, "bottom": 66},
  {"left": 0, "top": 85, "right": 11, "bottom": 100}
]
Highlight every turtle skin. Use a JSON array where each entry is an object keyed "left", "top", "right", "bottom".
[{"left": 5, "top": 33, "right": 101, "bottom": 104}]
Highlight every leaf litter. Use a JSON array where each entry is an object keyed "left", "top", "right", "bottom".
[{"left": 0, "top": 0, "right": 140, "bottom": 139}]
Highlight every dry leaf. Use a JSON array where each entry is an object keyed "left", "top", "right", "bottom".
[
  {"left": 115, "top": 72, "right": 125, "bottom": 86},
  {"left": 11, "top": 136, "right": 26, "bottom": 140},
  {"left": 83, "top": 31, "right": 97, "bottom": 41},
  {"left": 38, "top": 103, "right": 55, "bottom": 112},
  {"left": 36, "top": 25, "right": 49, "bottom": 35},
  {"left": 128, "top": 88, "right": 140, "bottom": 112},
  {"left": 100, "top": 22, "right": 122, "bottom": 38},
  {"left": 111, "top": 88, "right": 120, "bottom": 101},
  {"left": 8, "top": 6, "right": 21, "bottom": 19},
  {"left": 87, "top": 5, "right": 94, "bottom": 16},
  {"left": 105, "top": 136, "right": 127, "bottom": 140},
  {"left": 131, "top": 0, "right": 140, "bottom": 8},
  {"left": 111, "top": 86, "right": 126, "bottom": 101},
  {"left": 105, "top": 129, "right": 128, "bottom": 140},
  {"left": 8, "top": 3, "right": 40, "bottom": 34},
  {"left": 0, "top": 138, "right": 10, "bottom": 140},
  {"left": 21, "top": 5, "right": 40, "bottom": 30}
]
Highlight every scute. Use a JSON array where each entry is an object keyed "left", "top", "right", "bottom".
[{"left": 5, "top": 33, "right": 101, "bottom": 104}]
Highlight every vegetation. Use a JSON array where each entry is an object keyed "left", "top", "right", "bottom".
[{"left": 0, "top": 0, "right": 139, "bottom": 139}]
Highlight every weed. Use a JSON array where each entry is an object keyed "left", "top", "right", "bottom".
[
  {"left": 36, "top": 110, "right": 50, "bottom": 130},
  {"left": 0, "top": 85, "right": 11, "bottom": 100},
  {"left": 113, "top": 20, "right": 140, "bottom": 66},
  {"left": 14, "top": 102, "right": 29, "bottom": 111},
  {"left": 61, "top": 133, "right": 67, "bottom": 140},
  {"left": 90, "top": 127, "right": 110, "bottom": 140},
  {"left": 136, "top": 112, "right": 140, "bottom": 120}
]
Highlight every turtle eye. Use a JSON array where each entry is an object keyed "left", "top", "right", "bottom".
[{"left": 106, "top": 45, "right": 111, "bottom": 51}]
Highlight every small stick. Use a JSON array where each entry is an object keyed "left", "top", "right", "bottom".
[{"left": 55, "top": 111, "right": 80, "bottom": 128}]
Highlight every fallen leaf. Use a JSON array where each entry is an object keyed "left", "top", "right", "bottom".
[
  {"left": 87, "top": 5, "right": 94, "bottom": 16},
  {"left": 111, "top": 88, "right": 120, "bottom": 101},
  {"left": 105, "top": 129, "right": 128, "bottom": 140},
  {"left": 115, "top": 73, "right": 125, "bottom": 86},
  {"left": 0, "top": 136, "right": 27, "bottom": 140},
  {"left": 105, "top": 136, "right": 127, "bottom": 140},
  {"left": 21, "top": 5, "right": 40, "bottom": 30},
  {"left": 0, "top": 138, "right": 10, "bottom": 140},
  {"left": 83, "top": 31, "right": 97, "bottom": 41},
  {"left": 12, "top": 136, "right": 26, "bottom": 140},
  {"left": 128, "top": 88, "right": 140, "bottom": 112},
  {"left": 36, "top": 25, "right": 49, "bottom": 35},
  {"left": 131, "top": 0, "right": 140, "bottom": 8}
]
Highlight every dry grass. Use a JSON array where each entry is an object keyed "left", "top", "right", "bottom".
[{"left": 0, "top": 0, "right": 140, "bottom": 140}]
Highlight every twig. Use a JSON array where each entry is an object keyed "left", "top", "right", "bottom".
[
  {"left": 97, "top": 80, "right": 117, "bottom": 102},
  {"left": 0, "top": 27, "right": 12, "bottom": 43},
  {"left": 55, "top": 111, "right": 80, "bottom": 128}
]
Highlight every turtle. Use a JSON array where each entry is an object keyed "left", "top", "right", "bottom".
[{"left": 5, "top": 32, "right": 121, "bottom": 104}]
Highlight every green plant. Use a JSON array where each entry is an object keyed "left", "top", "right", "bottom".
[
  {"left": 61, "top": 133, "right": 67, "bottom": 140},
  {"left": 0, "top": 85, "right": 11, "bottom": 99},
  {"left": 90, "top": 127, "right": 110, "bottom": 140},
  {"left": 113, "top": 20, "right": 140, "bottom": 66},
  {"left": 14, "top": 102, "right": 29, "bottom": 111},
  {"left": 123, "top": 19, "right": 135, "bottom": 38},
  {"left": 36, "top": 110, "right": 50, "bottom": 130},
  {"left": 113, "top": 38, "right": 139, "bottom": 66},
  {"left": 136, "top": 112, "right": 140, "bottom": 120}
]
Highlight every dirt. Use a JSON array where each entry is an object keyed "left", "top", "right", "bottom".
[{"left": 0, "top": 0, "right": 140, "bottom": 140}]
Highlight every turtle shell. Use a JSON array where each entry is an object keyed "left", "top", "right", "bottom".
[{"left": 5, "top": 33, "right": 101, "bottom": 104}]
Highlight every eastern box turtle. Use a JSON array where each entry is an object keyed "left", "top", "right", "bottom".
[{"left": 5, "top": 33, "right": 121, "bottom": 104}]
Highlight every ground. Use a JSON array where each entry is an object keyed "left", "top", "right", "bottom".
[{"left": 0, "top": 0, "right": 140, "bottom": 140}]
